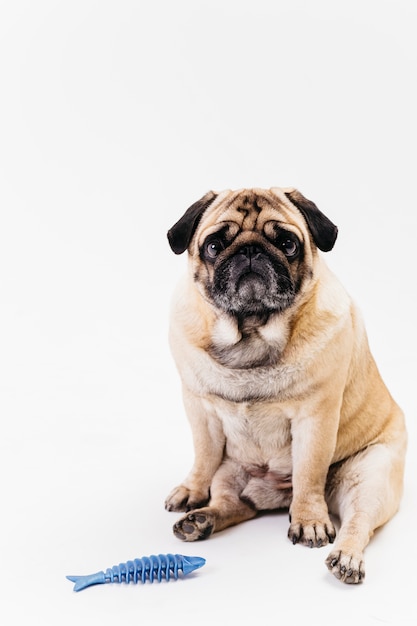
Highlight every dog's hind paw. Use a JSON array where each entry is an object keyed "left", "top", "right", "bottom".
[
  {"left": 173, "top": 510, "right": 214, "bottom": 541},
  {"left": 325, "top": 549, "right": 365, "bottom": 584}
]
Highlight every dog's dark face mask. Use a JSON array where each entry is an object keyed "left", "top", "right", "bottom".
[{"left": 200, "top": 229, "right": 302, "bottom": 322}]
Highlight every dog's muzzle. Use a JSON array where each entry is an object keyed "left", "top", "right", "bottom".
[{"left": 208, "top": 243, "right": 296, "bottom": 318}]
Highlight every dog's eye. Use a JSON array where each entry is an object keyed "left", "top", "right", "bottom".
[
  {"left": 280, "top": 237, "right": 299, "bottom": 258},
  {"left": 206, "top": 240, "right": 224, "bottom": 259}
]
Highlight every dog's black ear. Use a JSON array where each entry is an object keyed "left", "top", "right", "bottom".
[
  {"left": 285, "top": 189, "right": 338, "bottom": 252},
  {"left": 167, "top": 191, "right": 218, "bottom": 254}
]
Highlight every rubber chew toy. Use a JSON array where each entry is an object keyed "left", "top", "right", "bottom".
[{"left": 67, "top": 553, "right": 206, "bottom": 592}]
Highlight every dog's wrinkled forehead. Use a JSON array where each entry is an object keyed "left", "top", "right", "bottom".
[{"left": 196, "top": 188, "right": 306, "bottom": 244}]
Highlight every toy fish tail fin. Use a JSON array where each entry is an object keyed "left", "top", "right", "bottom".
[{"left": 66, "top": 571, "right": 106, "bottom": 591}]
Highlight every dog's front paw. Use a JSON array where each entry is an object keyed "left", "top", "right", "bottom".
[
  {"left": 173, "top": 510, "right": 214, "bottom": 541},
  {"left": 165, "top": 484, "right": 210, "bottom": 513},
  {"left": 325, "top": 549, "right": 365, "bottom": 584},
  {"left": 288, "top": 517, "right": 336, "bottom": 548}
]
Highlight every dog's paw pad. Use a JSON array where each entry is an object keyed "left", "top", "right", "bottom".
[
  {"left": 173, "top": 511, "right": 214, "bottom": 541},
  {"left": 325, "top": 550, "right": 365, "bottom": 584}
]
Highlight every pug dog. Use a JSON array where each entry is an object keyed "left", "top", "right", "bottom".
[{"left": 164, "top": 187, "right": 407, "bottom": 584}]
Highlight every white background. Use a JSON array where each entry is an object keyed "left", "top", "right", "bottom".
[{"left": 1, "top": 1, "right": 416, "bottom": 624}]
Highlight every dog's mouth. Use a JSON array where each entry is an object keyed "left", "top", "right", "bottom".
[
  {"left": 208, "top": 251, "right": 296, "bottom": 319},
  {"left": 236, "top": 271, "right": 267, "bottom": 302}
]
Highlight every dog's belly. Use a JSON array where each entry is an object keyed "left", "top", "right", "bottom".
[
  {"left": 210, "top": 397, "right": 293, "bottom": 475},
  {"left": 208, "top": 397, "right": 294, "bottom": 510}
]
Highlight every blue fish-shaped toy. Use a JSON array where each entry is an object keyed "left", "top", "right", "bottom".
[{"left": 67, "top": 553, "right": 206, "bottom": 591}]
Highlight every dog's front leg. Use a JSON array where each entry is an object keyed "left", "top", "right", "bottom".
[
  {"left": 165, "top": 387, "right": 225, "bottom": 513},
  {"left": 288, "top": 405, "right": 339, "bottom": 548}
]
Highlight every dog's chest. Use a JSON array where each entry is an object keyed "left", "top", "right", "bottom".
[{"left": 185, "top": 347, "right": 306, "bottom": 403}]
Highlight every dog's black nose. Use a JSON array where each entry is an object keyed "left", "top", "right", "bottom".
[{"left": 238, "top": 244, "right": 262, "bottom": 258}]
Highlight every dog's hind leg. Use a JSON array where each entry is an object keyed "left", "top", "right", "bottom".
[
  {"left": 172, "top": 459, "right": 257, "bottom": 541},
  {"left": 325, "top": 436, "right": 406, "bottom": 583}
]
